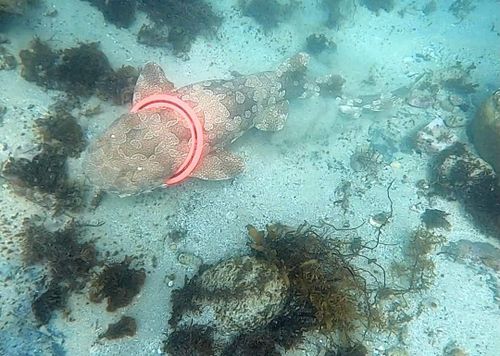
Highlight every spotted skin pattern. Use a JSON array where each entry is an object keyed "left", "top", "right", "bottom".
[{"left": 85, "top": 54, "right": 308, "bottom": 196}]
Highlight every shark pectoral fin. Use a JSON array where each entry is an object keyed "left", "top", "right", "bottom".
[
  {"left": 190, "top": 150, "right": 245, "bottom": 180},
  {"left": 254, "top": 100, "right": 289, "bottom": 131},
  {"left": 133, "top": 62, "right": 175, "bottom": 106}
]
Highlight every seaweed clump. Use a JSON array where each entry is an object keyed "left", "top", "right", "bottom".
[
  {"left": 32, "top": 283, "right": 69, "bottom": 325},
  {"left": 20, "top": 218, "right": 97, "bottom": 324},
  {"left": 248, "top": 224, "right": 369, "bottom": 338},
  {"left": 421, "top": 209, "right": 451, "bottom": 231},
  {"left": 89, "top": 258, "right": 146, "bottom": 312},
  {"left": 391, "top": 228, "right": 445, "bottom": 291},
  {"left": 35, "top": 109, "right": 86, "bottom": 158},
  {"left": 0, "top": 0, "right": 34, "bottom": 15},
  {"left": 19, "top": 39, "right": 138, "bottom": 101},
  {"left": 83, "top": 0, "right": 137, "bottom": 28},
  {"left": 165, "top": 223, "right": 374, "bottom": 354},
  {"left": 138, "top": 0, "right": 221, "bottom": 55},
  {"left": 56, "top": 42, "right": 113, "bottom": 96},
  {"left": 99, "top": 316, "right": 137, "bottom": 340},
  {"left": 360, "top": 0, "right": 395, "bottom": 13},
  {"left": 239, "top": 0, "right": 292, "bottom": 30},
  {"left": 1, "top": 146, "right": 84, "bottom": 214},
  {"left": 1, "top": 98, "right": 87, "bottom": 213},
  {"left": 306, "top": 33, "right": 337, "bottom": 55},
  {"left": 163, "top": 325, "right": 214, "bottom": 356},
  {"left": 322, "top": 0, "right": 356, "bottom": 29}
]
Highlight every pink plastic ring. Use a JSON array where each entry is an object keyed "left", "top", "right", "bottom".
[{"left": 131, "top": 94, "right": 204, "bottom": 185}]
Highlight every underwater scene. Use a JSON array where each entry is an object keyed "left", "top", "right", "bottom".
[{"left": 0, "top": 0, "right": 499, "bottom": 355}]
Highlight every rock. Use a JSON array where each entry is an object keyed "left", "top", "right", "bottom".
[
  {"left": 430, "top": 143, "right": 500, "bottom": 237},
  {"left": 415, "top": 117, "right": 458, "bottom": 154},
  {"left": 175, "top": 256, "right": 289, "bottom": 335},
  {"left": 469, "top": 90, "right": 500, "bottom": 174}
]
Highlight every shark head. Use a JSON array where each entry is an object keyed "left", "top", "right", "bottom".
[{"left": 84, "top": 64, "right": 192, "bottom": 196}]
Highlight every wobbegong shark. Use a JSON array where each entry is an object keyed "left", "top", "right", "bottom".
[{"left": 85, "top": 53, "right": 310, "bottom": 196}]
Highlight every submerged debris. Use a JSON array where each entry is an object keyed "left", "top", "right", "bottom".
[
  {"left": 99, "top": 316, "right": 137, "bottom": 340},
  {"left": 89, "top": 259, "right": 146, "bottom": 312}
]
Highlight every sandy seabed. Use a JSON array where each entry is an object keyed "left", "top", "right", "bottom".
[{"left": 0, "top": 0, "right": 499, "bottom": 355}]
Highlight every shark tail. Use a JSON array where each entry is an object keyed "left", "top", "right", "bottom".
[{"left": 276, "top": 52, "right": 310, "bottom": 100}]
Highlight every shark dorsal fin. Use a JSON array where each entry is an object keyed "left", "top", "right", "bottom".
[{"left": 132, "top": 62, "right": 175, "bottom": 106}]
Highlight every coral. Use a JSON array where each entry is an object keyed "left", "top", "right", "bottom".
[
  {"left": 89, "top": 259, "right": 146, "bottom": 312},
  {"left": 99, "top": 316, "right": 137, "bottom": 340}
]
